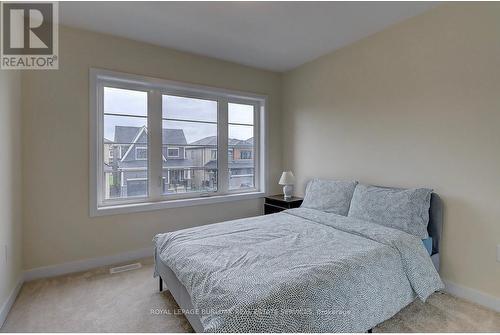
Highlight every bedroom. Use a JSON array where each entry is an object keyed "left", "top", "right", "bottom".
[{"left": 0, "top": 1, "right": 499, "bottom": 333}]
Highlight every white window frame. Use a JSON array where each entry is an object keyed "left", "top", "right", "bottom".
[
  {"left": 135, "top": 146, "right": 148, "bottom": 160},
  {"left": 90, "top": 68, "right": 267, "bottom": 216}
]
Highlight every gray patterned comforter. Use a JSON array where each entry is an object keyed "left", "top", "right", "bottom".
[{"left": 154, "top": 208, "right": 444, "bottom": 332}]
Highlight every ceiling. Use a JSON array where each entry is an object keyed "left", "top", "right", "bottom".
[{"left": 60, "top": 2, "right": 438, "bottom": 72}]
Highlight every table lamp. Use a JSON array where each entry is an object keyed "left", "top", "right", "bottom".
[{"left": 279, "top": 171, "right": 295, "bottom": 200}]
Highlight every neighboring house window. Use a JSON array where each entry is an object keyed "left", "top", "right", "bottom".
[
  {"left": 91, "top": 69, "right": 266, "bottom": 215},
  {"left": 135, "top": 146, "right": 147, "bottom": 160},
  {"left": 240, "top": 150, "right": 252, "bottom": 159},
  {"left": 167, "top": 147, "right": 179, "bottom": 158},
  {"left": 108, "top": 146, "right": 114, "bottom": 160}
]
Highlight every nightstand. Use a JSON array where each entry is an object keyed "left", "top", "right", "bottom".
[{"left": 264, "top": 195, "right": 303, "bottom": 214}]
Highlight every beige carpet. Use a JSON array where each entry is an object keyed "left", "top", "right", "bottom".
[{"left": 2, "top": 258, "right": 499, "bottom": 332}]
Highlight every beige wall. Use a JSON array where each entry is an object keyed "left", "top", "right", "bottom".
[
  {"left": 0, "top": 71, "right": 23, "bottom": 310},
  {"left": 283, "top": 3, "right": 500, "bottom": 298},
  {"left": 22, "top": 26, "right": 282, "bottom": 270}
]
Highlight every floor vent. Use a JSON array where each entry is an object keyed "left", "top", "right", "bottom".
[{"left": 109, "top": 262, "right": 142, "bottom": 274}]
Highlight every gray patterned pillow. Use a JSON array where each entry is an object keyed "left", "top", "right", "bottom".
[
  {"left": 301, "top": 178, "right": 358, "bottom": 216},
  {"left": 348, "top": 184, "right": 432, "bottom": 238}
]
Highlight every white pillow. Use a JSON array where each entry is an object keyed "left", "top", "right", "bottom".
[
  {"left": 348, "top": 184, "right": 432, "bottom": 238},
  {"left": 301, "top": 178, "right": 358, "bottom": 216}
]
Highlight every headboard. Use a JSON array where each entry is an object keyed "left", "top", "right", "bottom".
[{"left": 428, "top": 193, "right": 443, "bottom": 255}]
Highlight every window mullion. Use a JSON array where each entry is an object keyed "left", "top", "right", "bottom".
[
  {"left": 149, "top": 89, "right": 162, "bottom": 200},
  {"left": 254, "top": 101, "right": 261, "bottom": 193},
  {"left": 218, "top": 98, "right": 229, "bottom": 194},
  {"left": 96, "top": 82, "right": 104, "bottom": 207}
]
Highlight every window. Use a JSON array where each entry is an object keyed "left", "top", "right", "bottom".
[
  {"left": 162, "top": 94, "right": 218, "bottom": 194},
  {"left": 101, "top": 86, "right": 148, "bottom": 200},
  {"left": 240, "top": 150, "right": 252, "bottom": 159},
  {"left": 228, "top": 102, "right": 255, "bottom": 190},
  {"left": 90, "top": 69, "right": 266, "bottom": 215},
  {"left": 166, "top": 147, "right": 179, "bottom": 158},
  {"left": 135, "top": 146, "right": 147, "bottom": 160},
  {"left": 108, "top": 145, "right": 114, "bottom": 160}
]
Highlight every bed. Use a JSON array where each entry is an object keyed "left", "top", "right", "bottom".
[{"left": 154, "top": 184, "right": 444, "bottom": 333}]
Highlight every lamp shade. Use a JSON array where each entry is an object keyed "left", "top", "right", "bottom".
[{"left": 279, "top": 171, "right": 295, "bottom": 185}]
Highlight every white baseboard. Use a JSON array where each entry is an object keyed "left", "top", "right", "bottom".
[
  {"left": 0, "top": 277, "right": 23, "bottom": 329},
  {"left": 24, "top": 247, "right": 152, "bottom": 282},
  {"left": 443, "top": 279, "right": 500, "bottom": 313}
]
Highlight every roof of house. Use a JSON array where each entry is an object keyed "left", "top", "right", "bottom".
[
  {"left": 114, "top": 126, "right": 143, "bottom": 143},
  {"left": 190, "top": 136, "right": 254, "bottom": 147},
  {"left": 236, "top": 137, "right": 253, "bottom": 146},
  {"left": 114, "top": 126, "right": 187, "bottom": 145},
  {"left": 117, "top": 157, "right": 196, "bottom": 170},
  {"left": 189, "top": 136, "right": 218, "bottom": 146},
  {"left": 114, "top": 127, "right": 252, "bottom": 147},
  {"left": 163, "top": 128, "right": 187, "bottom": 145}
]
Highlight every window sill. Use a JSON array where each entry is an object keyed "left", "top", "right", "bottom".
[{"left": 91, "top": 191, "right": 266, "bottom": 217}]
